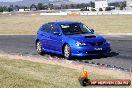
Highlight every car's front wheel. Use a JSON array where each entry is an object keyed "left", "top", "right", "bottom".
[
  {"left": 63, "top": 44, "right": 71, "bottom": 59},
  {"left": 36, "top": 41, "right": 43, "bottom": 55}
]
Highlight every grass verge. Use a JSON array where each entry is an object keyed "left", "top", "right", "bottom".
[
  {"left": 0, "top": 57, "right": 130, "bottom": 88},
  {"left": 0, "top": 15, "right": 132, "bottom": 34}
]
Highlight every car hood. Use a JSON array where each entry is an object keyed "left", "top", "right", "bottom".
[{"left": 67, "top": 34, "right": 106, "bottom": 42}]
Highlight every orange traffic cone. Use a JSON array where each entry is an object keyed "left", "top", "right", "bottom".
[
  {"left": 79, "top": 67, "right": 91, "bottom": 86},
  {"left": 82, "top": 67, "right": 89, "bottom": 78}
]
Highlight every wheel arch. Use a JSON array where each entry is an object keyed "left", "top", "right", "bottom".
[
  {"left": 36, "top": 39, "right": 40, "bottom": 44},
  {"left": 35, "top": 39, "right": 40, "bottom": 47}
]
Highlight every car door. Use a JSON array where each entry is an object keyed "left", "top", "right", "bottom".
[
  {"left": 48, "top": 23, "right": 63, "bottom": 53},
  {"left": 40, "top": 24, "right": 51, "bottom": 50}
]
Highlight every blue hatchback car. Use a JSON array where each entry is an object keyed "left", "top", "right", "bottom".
[{"left": 35, "top": 21, "right": 111, "bottom": 59}]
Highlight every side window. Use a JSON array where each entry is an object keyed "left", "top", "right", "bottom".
[
  {"left": 42, "top": 24, "right": 51, "bottom": 33},
  {"left": 50, "top": 24, "right": 60, "bottom": 34}
]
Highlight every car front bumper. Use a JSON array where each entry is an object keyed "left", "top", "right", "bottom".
[{"left": 71, "top": 43, "right": 111, "bottom": 57}]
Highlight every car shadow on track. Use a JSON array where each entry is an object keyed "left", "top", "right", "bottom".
[
  {"left": 73, "top": 52, "right": 119, "bottom": 60},
  {"left": 41, "top": 52, "right": 64, "bottom": 58},
  {"left": 108, "top": 52, "right": 119, "bottom": 57},
  {"left": 40, "top": 51, "right": 119, "bottom": 61}
]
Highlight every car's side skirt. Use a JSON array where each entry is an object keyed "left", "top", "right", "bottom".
[{"left": 42, "top": 48, "right": 63, "bottom": 55}]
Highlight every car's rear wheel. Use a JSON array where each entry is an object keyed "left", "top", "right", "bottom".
[
  {"left": 63, "top": 44, "right": 71, "bottom": 59},
  {"left": 36, "top": 41, "right": 43, "bottom": 55}
]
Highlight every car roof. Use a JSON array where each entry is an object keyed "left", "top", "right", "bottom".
[{"left": 47, "top": 21, "right": 81, "bottom": 25}]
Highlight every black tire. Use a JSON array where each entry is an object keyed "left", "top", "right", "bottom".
[
  {"left": 63, "top": 44, "right": 71, "bottom": 59},
  {"left": 36, "top": 41, "right": 44, "bottom": 55}
]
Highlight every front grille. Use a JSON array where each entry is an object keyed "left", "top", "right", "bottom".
[
  {"left": 89, "top": 42, "right": 103, "bottom": 46},
  {"left": 88, "top": 50, "right": 107, "bottom": 54}
]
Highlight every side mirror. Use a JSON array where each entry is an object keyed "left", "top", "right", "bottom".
[
  {"left": 53, "top": 32, "right": 61, "bottom": 36},
  {"left": 90, "top": 29, "right": 94, "bottom": 33}
]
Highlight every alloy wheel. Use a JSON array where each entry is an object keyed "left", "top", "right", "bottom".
[
  {"left": 36, "top": 41, "right": 43, "bottom": 54},
  {"left": 64, "top": 44, "right": 71, "bottom": 59}
]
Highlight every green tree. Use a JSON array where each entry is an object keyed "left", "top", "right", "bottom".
[
  {"left": 80, "top": 3, "right": 86, "bottom": 8},
  {"left": 0, "top": 6, "right": 3, "bottom": 12},
  {"left": 76, "top": 4, "right": 80, "bottom": 8},
  {"left": 70, "top": 4, "right": 75, "bottom": 9},
  {"left": 14, "top": 5, "right": 19, "bottom": 11},
  {"left": 105, "top": 7, "right": 112, "bottom": 11},
  {"left": 99, "top": 8, "right": 103, "bottom": 11},
  {"left": 30, "top": 4, "right": 36, "bottom": 9},
  {"left": 89, "top": 1, "right": 95, "bottom": 8},
  {"left": 37, "top": 3, "right": 43, "bottom": 10},
  {"left": 109, "top": 1, "right": 126, "bottom": 8},
  {"left": 8, "top": 7, "right": 13, "bottom": 12},
  {"left": 119, "top": 1, "right": 126, "bottom": 10},
  {"left": 3, "top": 6, "right": 8, "bottom": 12},
  {"left": 120, "top": 7, "right": 123, "bottom": 10},
  {"left": 43, "top": 5, "right": 48, "bottom": 10},
  {"left": 65, "top": 5, "right": 69, "bottom": 9},
  {"left": 48, "top": 3, "right": 54, "bottom": 10},
  {"left": 10, "top": 5, "right": 14, "bottom": 9}
]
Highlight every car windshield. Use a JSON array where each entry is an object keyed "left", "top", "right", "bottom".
[{"left": 60, "top": 23, "right": 93, "bottom": 35}]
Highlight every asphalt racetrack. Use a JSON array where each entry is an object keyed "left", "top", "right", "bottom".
[{"left": 0, "top": 35, "right": 132, "bottom": 71}]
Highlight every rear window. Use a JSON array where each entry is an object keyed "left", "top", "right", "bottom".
[{"left": 42, "top": 24, "right": 51, "bottom": 33}]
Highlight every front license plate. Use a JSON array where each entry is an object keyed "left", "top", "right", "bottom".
[{"left": 94, "top": 48, "right": 103, "bottom": 51}]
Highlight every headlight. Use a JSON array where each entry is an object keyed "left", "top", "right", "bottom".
[
  {"left": 76, "top": 41, "right": 86, "bottom": 46},
  {"left": 107, "top": 41, "right": 111, "bottom": 44},
  {"left": 103, "top": 40, "right": 110, "bottom": 44}
]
